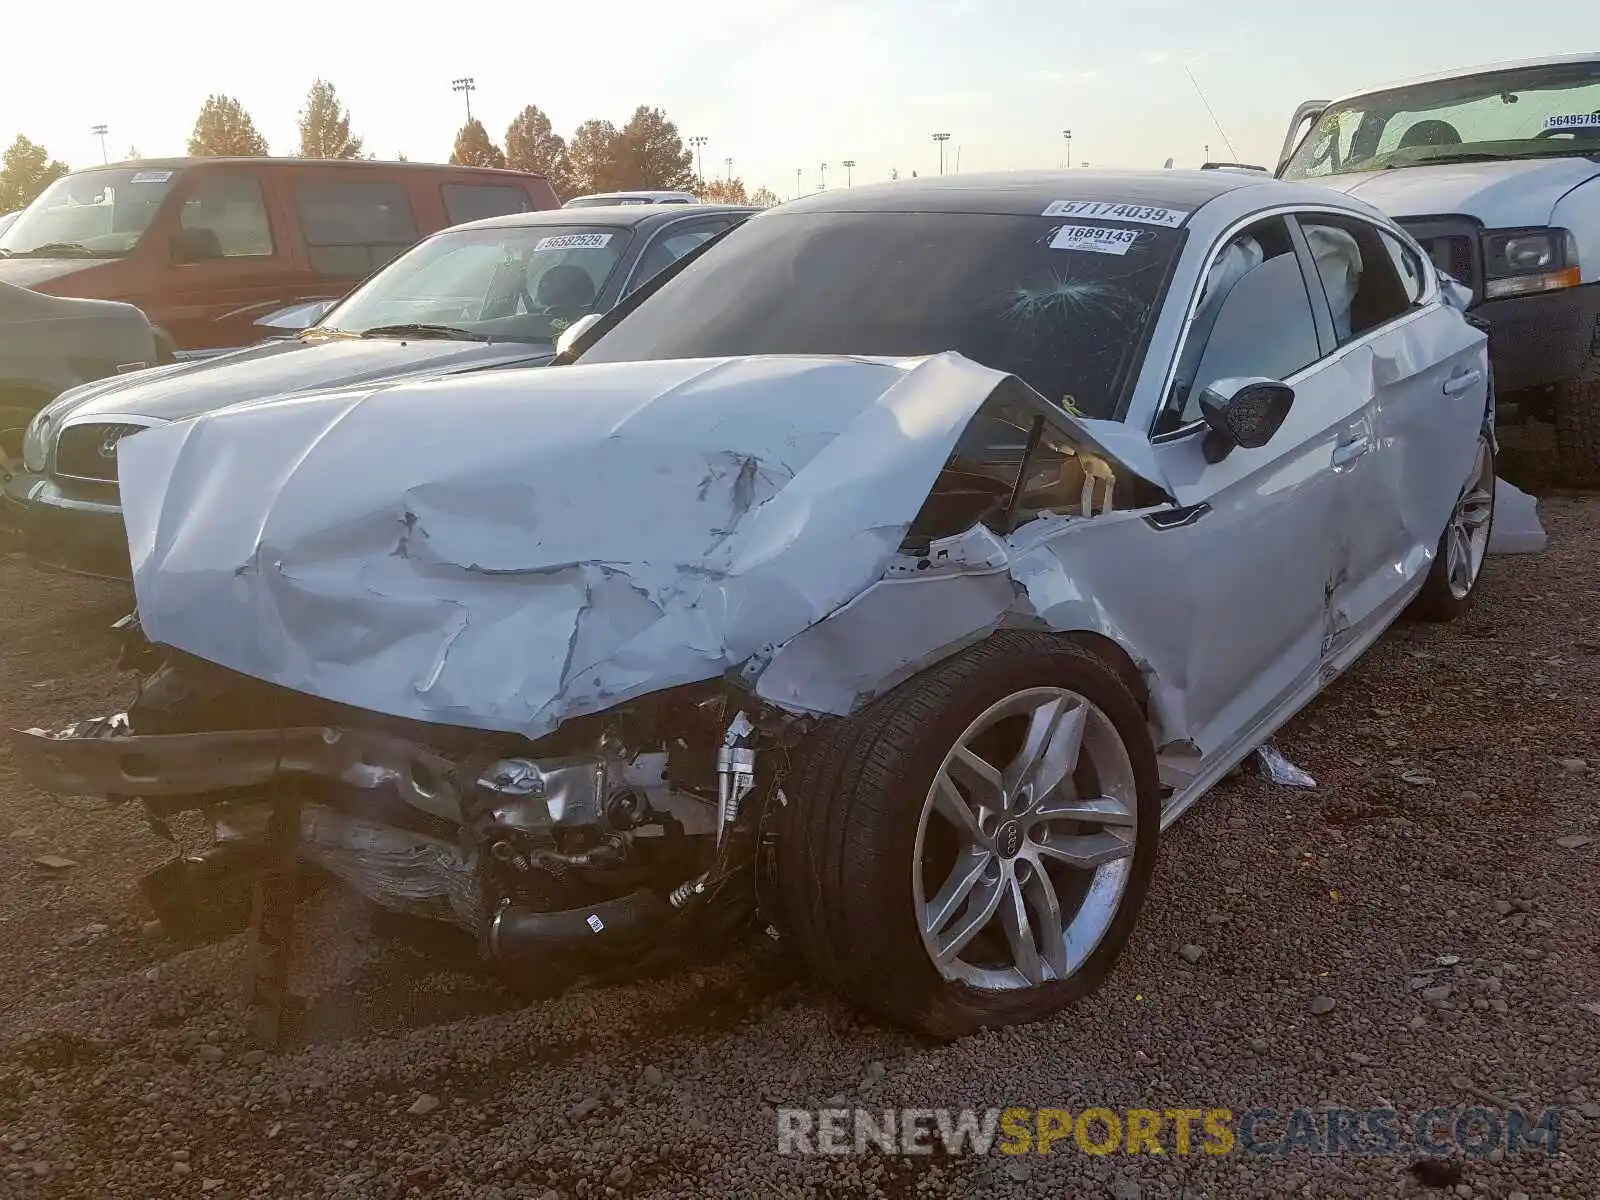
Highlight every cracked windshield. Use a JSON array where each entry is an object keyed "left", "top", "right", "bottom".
[{"left": 0, "top": 3, "right": 1594, "bottom": 1198}]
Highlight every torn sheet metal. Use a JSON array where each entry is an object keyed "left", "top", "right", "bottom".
[
  {"left": 1253, "top": 742, "right": 1317, "bottom": 789},
  {"left": 120, "top": 353, "right": 1016, "bottom": 737},
  {"left": 1487, "top": 476, "right": 1547, "bottom": 555}
]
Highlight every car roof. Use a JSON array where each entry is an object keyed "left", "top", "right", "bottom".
[
  {"left": 1325, "top": 52, "right": 1600, "bottom": 107},
  {"left": 64, "top": 157, "right": 549, "bottom": 180},
  {"left": 567, "top": 190, "right": 698, "bottom": 201},
  {"left": 769, "top": 168, "right": 1272, "bottom": 220},
  {"left": 448, "top": 203, "right": 759, "bottom": 233}
]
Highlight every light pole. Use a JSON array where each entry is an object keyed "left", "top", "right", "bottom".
[
  {"left": 1062, "top": 129, "right": 1073, "bottom": 169},
  {"left": 91, "top": 124, "right": 108, "bottom": 164},
  {"left": 795, "top": 167, "right": 804, "bottom": 200},
  {"left": 724, "top": 156, "right": 733, "bottom": 183},
  {"left": 689, "top": 136, "right": 709, "bottom": 184},
  {"left": 932, "top": 132, "right": 951, "bottom": 175},
  {"left": 819, "top": 162, "right": 828, "bottom": 190},
  {"left": 451, "top": 77, "right": 476, "bottom": 123},
  {"left": 841, "top": 159, "right": 856, "bottom": 187},
  {"left": 1204, "top": 143, "right": 1210, "bottom": 163}
]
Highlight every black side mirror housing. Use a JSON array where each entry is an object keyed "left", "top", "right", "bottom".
[{"left": 1197, "top": 377, "right": 1295, "bottom": 463}]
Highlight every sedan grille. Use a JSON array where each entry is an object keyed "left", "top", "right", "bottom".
[
  {"left": 53, "top": 422, "right": 148, "bottom": 483},
  {"left": 1396, "top": 219, "right": 1480, "bottom": 296}
]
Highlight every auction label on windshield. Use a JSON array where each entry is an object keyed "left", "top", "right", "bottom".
[
  {"left": 1042, "top": 200, "right": 1186, "bottom": 227},
  {"left": 1546, "top": 113, "right": 1600, "bottom": 130},
  {"left": 1049, "top": 225, "right": 1138, "bottom": 255},
  {"left": 534, "top": 232, "right": 613, "bottom": 251},
  {"left": 129, "top": 170, "right": 173, "bottom": 184}
]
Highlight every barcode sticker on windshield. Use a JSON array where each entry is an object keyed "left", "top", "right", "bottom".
[
  {"left": 1050, "top": 225, "right": 1138, "bottom": 255},
  {"left": 534, "top": 232, "right": 612, "bottom": 252},
  {"left": 1546, "top": 113, "right": 1600, "bottom": 130},
  {"left": 129, "top": 170, "right": 173, "bottom": 184},
  {"left": 1041, "top": 200, "right": 1186, "bottom": 227}
]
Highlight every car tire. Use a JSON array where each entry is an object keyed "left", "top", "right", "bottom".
[
  {"left": 773, "top": 631, "right": 1161, "bottom": 1039},
  {"left": 1553, "top": 377, "right": 1600, "bottom": 488},
  {"left": 1412, "top": 432, "right": 1496, "bottom": 623}
]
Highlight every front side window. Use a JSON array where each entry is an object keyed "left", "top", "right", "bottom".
[
  {"left": 1160, "top": 217, "right": 1321, "bottom": 432},
  {"left": 579, "top": 210, "right": 1187, "bottom": 421},
  {"left": 315, "top": 223, "right": 632, "bottom": 344},
  {"left": 294, "top": 181, "right": 419, "bottom": 278},
  {"left": 441, "top": 184, "right": 535, "bottom": 226},
  {"left": 1281, "top": 60, "right": 1600, "bottom": 179},
  {"left": 178, "top": 173, "right": 274, "bottom": 258},
  {"left": 0, "top": 167, "right": 181, "bottom": 258}
]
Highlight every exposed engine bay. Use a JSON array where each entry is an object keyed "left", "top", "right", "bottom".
[{"left": 14, "top": 653, "right": 795, "bottom": 990}]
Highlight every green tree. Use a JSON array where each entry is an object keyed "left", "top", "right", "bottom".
[
  {"left": 297, "top": 78, "right": 364, "bottom": 159},
  {"left": 450, "top": 119, "right": 505, "bottom": 168},
  {"left": 505, "top": 104, "right": 570, "bottom": 195},
  {"left": 566, "top": 119, "right": 623, "bottom": 194},
  {"left": 0, "top": 135, "right": 69, "bottom": 211},
  {"left": 188, "top": 95, "right": 270, "bottom": 157},
  {"left": 614, "top": 106, "right": 695, "bottom": 190}
]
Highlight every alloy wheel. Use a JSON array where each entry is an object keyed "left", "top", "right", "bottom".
[{"left": 1445, "top": 436, "right": 1495, "bottom": 601}]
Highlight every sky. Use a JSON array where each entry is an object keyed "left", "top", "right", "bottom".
[{"left": 1, "top": 0, "right": 1591, "bottom": 200}]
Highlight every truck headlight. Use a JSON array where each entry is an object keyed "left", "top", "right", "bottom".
[
  {"left": 21, "top": 409, "right": 53, "bottom": 473},
  {"left": 1483, "top": 228, "right": 1580, "bottom": 299}
]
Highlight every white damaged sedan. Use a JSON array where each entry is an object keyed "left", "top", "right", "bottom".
[{"left": 12, "top": 170, "right": 1496, "bottom": 1037}]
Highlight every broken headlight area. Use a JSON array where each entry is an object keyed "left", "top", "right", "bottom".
[{"left": 9, "top": 654, "right": 792, "bottom": 987}]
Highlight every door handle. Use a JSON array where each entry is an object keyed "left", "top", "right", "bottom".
[
  {"left": 1331, "top": 434, "right": 1372, "bottom": 467},
  {"left": 1443, "top": 368, "right": 1483, "bottom": 396}
]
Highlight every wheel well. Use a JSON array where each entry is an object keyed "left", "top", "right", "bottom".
[{"left": 1061, "top": 631, "right": 1148, "bottom": 712}]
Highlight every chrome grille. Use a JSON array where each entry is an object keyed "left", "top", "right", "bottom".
[{"left": 53, "top": 421, "right": 147, "bottom": 483}]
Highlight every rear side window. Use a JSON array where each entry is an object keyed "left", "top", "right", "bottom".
[
  {"left": 293, "top": 181, "right": 419, "bottom": 278},
  {"left": 441, "top": 184, "right": 535, "bottom": 225},
  {"left": 1297, "top": 214, "right": 1418, "bottom": 343}
]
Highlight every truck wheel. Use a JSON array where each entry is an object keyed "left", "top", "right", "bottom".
[
  {"left": 773, "top": 632, "right": 1161, "bottom": 1039},
  {"left": 1554, "top": 378, "right": 1600, "bottom": 488}
]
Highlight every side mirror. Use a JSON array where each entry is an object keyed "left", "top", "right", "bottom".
[
  {"left": 253, "top": 299, "right": 335, "bottom": 336},
  {"left": 554, "top": 312, "right": 602, "bottom": 359},
  {"left": 1197, "top": 377, "right": 1295, "bottom": 463},
  {"left": 170, "top": 227, "right": 223, "bottom": 263}
]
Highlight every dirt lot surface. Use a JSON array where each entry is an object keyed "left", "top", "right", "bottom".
[{"left": 1, "top": 495, "right": 1597, "bottom": 1199}]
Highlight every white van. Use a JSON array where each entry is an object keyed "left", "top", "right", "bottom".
[{"left": 1277, "top": 54, "right": 1600, "bottom": 483}]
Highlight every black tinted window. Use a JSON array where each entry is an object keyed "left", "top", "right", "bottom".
[
  {"left": 580, "top": 210, "right": 1186, "bottom": 420},
  {"left": 441, "top": 184, "right": 534, "bottom": 225},
  {"left": 293, "top": 181, "right": 419, "bottom": 278},
  {"left": 1299, "top": 215, "right": 1416, "bottom": 343}
]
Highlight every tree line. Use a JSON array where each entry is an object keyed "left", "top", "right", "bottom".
[{"left": 0, "top": 80, "right": 780, "bottom": 214}]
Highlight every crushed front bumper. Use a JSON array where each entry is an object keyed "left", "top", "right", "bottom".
[{"left": 1, "top": 470, "right": 132, "bottom": 578}]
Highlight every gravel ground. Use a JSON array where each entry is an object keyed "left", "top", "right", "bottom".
[{"left": 0, "top": 490, "right": 1597, "bottom": 1199}]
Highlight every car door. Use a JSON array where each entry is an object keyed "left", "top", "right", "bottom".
[
  {"left": 1144, "top": 215, "right": 1360, "bottom": 757},
  {"left": 1292, "top": 212, "right": 1487, "bottom": 645}
]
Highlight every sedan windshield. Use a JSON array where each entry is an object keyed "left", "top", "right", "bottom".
[
  {"left": 577, "top": 209, "right": 1186, "bottom": 420},
  {"left": 315, "top": 224, "right": 632, "bottom": 343},
  {"left": 0, "top": 167, "right": 181, "bottom": 257},
  {"left": 1281, "top": 60, "right": 1600, "bottom": 179}
]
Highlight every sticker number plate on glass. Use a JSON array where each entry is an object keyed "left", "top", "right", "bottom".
[
  {"left": 534, "top": 232, "right": 612, "bottom": 252},
  {"left": 1041, "top": 199, "right": 1187, "bottom": 227},
  {"left": 1049, "top": 225, "right": 1139, "bottom": 255},
  {"left": 1546, "top": 113, "right": 1600, "bottom": 131}
]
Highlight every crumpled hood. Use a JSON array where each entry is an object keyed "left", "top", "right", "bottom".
[
  {"left": 1320, "top": 157, "right": 1600, "bottom": 227},
  {"left": 119, "top": 352, "right": 1006, "bottom": 738},
  {"left": 47, "top": 336, "right": 553, "bottom": 425}
]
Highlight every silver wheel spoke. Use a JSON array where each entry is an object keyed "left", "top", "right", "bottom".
[
  {"left": 923, "top": 846, "right": 994, "bottom": 936},
  {"left": 1033, "top": 793, "right": 1136, "bottom": 827},
  {"left": 1448, "top": 523, "right": 1473, "bottom": 592},
  {"left": 1004, "top": 696, "right": 1086, "bottom": 801},
  {"left": 1460, "top": 489, "right": 1493, "bottom": 528},
  {"left": 946, "top": 746, "right": 1004, "bottom": 810},
  {"left": 998, "top": 874, "right": 1045, "bottom": 985},
  {"left": 931, "top": 874, "right": 1005, "bottom": 965},
  {"left": 931, "top": 775, "right": 989, "bottom": 846},
  {"left": 1032, "top": 828, "right": 1135, "bottom": 869},
  {"left": 1018, "top": 852, "right": 1070, "bottom": 979}
]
